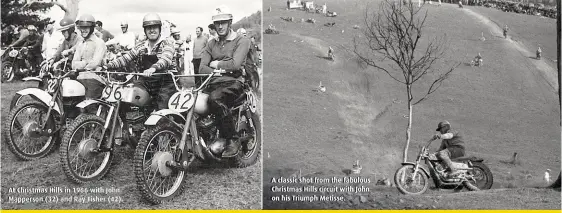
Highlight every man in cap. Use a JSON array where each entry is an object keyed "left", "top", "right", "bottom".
[
  {"left": 72, "top": 14, "right": 107, "bottom": 99},
  {"left": 106, "top": 20, "right": 137, "bottom": 51},
  {"left": 432, "top": 121, "right": 466, "bottom": 178},
  {"left": 105, "top": 13, "right": 176, "bottom": 110},
  {"left": 199, "top": 5, "right": 251, "bottom": 157}
]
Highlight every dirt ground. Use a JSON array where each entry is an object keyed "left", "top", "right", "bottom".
[{"left": 262, "top": 0, "right": 560, "bottom": 209}]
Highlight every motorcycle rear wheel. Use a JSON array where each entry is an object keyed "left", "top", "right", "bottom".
[
  {"left": 394, "top": 164, "right": 429, "bottom": 195},
  {"left": 231, "top": 111, "right": 261, "bottom": 168},
  {"left": 134, "top": 124, "right": 186, "bottom": 205},
  {"left": 468, "top": 162, "right": 493, "bottom": 190}
]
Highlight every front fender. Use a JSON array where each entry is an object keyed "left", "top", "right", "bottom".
[
  {"left": 401, "top": 162, "right": 430, "bottom": 178},
  {"left": 144, "top": 109, "right": 186, "bottom": 126},
  {"left": 76, "top": 99, "right": 112, "bottom": 109},
  {"left": 16, "top": 88, "right": 60, "bottom": 114},
  {"left": 22, "top": 76, "right": 43, "bottom": 82}
]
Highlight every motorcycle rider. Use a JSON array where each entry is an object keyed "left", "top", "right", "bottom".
[
  {"left": 503, "top": 25, "right": 508, "bottom": 39},
  {"left": 12, "top": 25, "right": 43, "bottom": 74},
  {"left": 474, "top": 52, "right": 482, "bottom": 66},
  {"left": 199, "top": 5, "right": 251, "bottom": 157},
  {"left": 536, "top": 46, "right": 542, "bottom": 60},
  {"left": 171, "top": 28, "right": 187, "bottom": 71},
  {"left": 106, "top": 21, "right": 137, "bottom": 51},
  {"left": 105, "top": 13, "right": 176, "bottom": 110},
  {"left": 49, "top": 18, "right": 83, "bottom": 67},
  {"left": 432, "top": 121, "right": 465, "bottom": 178},
  {"left": 72, "top": 14, "right": 107, "bottom": 99}
]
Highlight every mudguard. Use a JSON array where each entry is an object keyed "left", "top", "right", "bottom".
[
  {"left": 144, "top": 109, "right": 186, "bottom": 126},
  {"left": 22, "top": 76, "right": 43, "bottom": 82},
  {"left": 401, "top": 162, "right": 431, "bottom": 178},
  {"left": 16, "top": 88, "right": 61, "bottom": 114},
  {"left": 76, "top": 99, "right": 112, "bottom": 109}
]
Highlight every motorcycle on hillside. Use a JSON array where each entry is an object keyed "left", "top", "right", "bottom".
[
  {"left": 133, "top": 69, "right": 261, "bottom": 204},
  {"left": 59, "top": 70, "right": 159, "bottom": 184},
  {"left": 394, "top": 138, "right": 494, "bottom": 195},
  {"left": 3, "top": 59, "right": 87, "bottom": 161}
]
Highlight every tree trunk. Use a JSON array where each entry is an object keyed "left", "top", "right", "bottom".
[{"left": 403, "top": 85, "right": 413, "bottom": 163}]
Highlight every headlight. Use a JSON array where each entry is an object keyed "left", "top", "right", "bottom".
[{"left": 9, "top": 50, "right": 18, "bottom": 57}]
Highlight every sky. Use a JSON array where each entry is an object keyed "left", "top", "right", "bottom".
[{"left": 45, "top": 0, "right": 261, "bottom": 40}]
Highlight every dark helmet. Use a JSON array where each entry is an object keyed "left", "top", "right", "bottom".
[
  {"left": 75, "top": 14, "right": 96, "bottom": 27},
  {"left": 58, "top": 18, "right": 76, "bottom": 32},
  {"left": 142, "top": 13, "right": 162, "bottom": 28},
  {"left": 436, "top": 121, "right": 451, "bottom": 132}
]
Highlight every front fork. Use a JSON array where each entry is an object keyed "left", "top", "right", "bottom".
[{"left": 96, "top": 101, "right": 121, "bottom": 152}]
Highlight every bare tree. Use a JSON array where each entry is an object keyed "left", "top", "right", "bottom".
[
  {"left": 352, "top": 0, "right": 459, "bottom": 163},
  {"left": 25, "top": 0, "right": 82, "bottom": 21}
]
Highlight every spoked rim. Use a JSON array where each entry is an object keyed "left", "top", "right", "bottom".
[
  {"left": 142, "top": 130, "right": 184, "bottom": 198},
  {"left": 239, "top": 115, "right": 258, "bottom": 160},
  {"left": 10, "top": 104, "right": 54, "bottom": 156},
  {"left": 66, "top": 121, "right": 111, "bottom": 179},
  {"left": 469, "top": 166, "right": 487, "bottom": 189},
  {"left": 396, "top": 166, "right": 428, "bottom": 194}
]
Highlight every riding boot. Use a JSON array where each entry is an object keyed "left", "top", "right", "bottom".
[
  {"left": 441, "top": 155, "right": 460, "bottom": 177},
  {"left": 220, "top": 109, "right": 240, "bottom": 157}
]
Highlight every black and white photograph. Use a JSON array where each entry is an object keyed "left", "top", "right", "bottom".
[
  {"left": 262, "top": 0, "right": 560, "bottom": 209},
  {"left": 1, "top": 0, "right": 262, "bottom": 209}
]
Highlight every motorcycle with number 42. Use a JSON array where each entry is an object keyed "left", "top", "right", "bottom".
[
  {"left": 394, "top": 138, "right": 493, "bottom": 195},
  {"left": 133, "top": 69, "right": 261, "bottom": 204}
]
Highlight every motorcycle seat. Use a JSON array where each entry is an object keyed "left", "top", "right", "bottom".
[{"left": 451, "top": 156, "right": 483, "bottom": 162}]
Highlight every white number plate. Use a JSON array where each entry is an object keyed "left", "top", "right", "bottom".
[
  {"left": 101, "top": 85, "right": 123, "bottom": 102},
  {"left": 46, "top": 79, "right": 57, "bottom": 93},
  {"left": 168, "top": 91, "right": 195, "bottom": 112}
]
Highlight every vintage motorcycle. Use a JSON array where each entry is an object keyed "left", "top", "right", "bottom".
[
  {"left": 3, "top": 60, "right": 87, "bottom": 161},
  {"left": 470, "top": 58, "right": 483, "bottom": 67},
  {"left": 394, "top": 139, "right": 493, "bottom": 195},
  {"left": 133, "top": 69, "right": 261, "bottom": 204},
  {"left": 1, "top": 46, "right": 35, "bottom": 82},
  {"left": 59, "top": 71, "right": 158, "bottom": 184},
  {"left": 9, "top": 57, "right": 72, "bottom": 110}
]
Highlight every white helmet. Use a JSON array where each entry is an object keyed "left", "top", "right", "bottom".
[
  {"left": 237, "top": 28, "right": 246, "bottom": 36},
  {"left": 212, "top": 5, "right": 233, "bottom": 22},
  {"left": 27, "top": 25, "right": 37, "bottom": 31},
  {"left": 120, "top": 21, "right": 128, "bottom": 28},
  {"left": 171, "top": 27, "right": 180, "bottom": 35}
]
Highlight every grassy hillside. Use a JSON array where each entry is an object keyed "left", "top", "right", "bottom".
[{"left": 234, "top": 10, "right": 262, "bottom": 43}]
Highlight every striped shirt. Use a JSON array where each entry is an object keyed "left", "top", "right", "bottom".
[{"left": 106, "top": 36, "right": 175, "bottom": 72}]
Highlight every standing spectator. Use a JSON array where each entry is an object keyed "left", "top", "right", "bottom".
[
  {"left": 95, "top": 21, "right": 114, "bottom": 42},
  {"left": 105, "top": 21, "right": 137, "bottom": 51},
  {"left": 322, "top": 3, "right": 327, "bottom": 14},
  {"left": 42, "top": 24, "right": 64, "bottom": 60},
  {"left": 192, "top": 26, "right": 208, "bottom": 86},
  {"left": 208, "top": 24, "right": 218, "bottom": 42}
]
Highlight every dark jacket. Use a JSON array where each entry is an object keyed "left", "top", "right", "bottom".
[{"left": 439, "top": 130, "right": 465, "bottom": 158}]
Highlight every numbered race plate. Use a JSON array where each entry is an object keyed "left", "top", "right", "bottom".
[
  {"left": 45, "top": 78, "right": 57, "bottom": 94},
  {"left": 168, "top": 90, "right": 195, "bottom": 113},
  {"left": 101, "top": 84, "right": 124, "bottom": 102}
]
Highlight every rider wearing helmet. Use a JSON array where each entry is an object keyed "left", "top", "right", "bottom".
[
  {"left": 432, "top": 121, "right": 466, "bottom": 177},
  {"left": 105, "top": 20, "right": 137, "bottom": 51},
  {"left": 19, "top": 25, "right": 43, "bottom": 73},
  {"left": 105, "top": 13, "right": 176, "bottom": 110},
  {"left": 199, "top": 5, "right": 251, "bottom": 157},
  {"left": 51, "top": 18, "right": 83, "bottom": 64},
  {"left": 72, "top": 14, "right": 107, "bottom": 99},
  {"left": 8, "top": 25, "right": 30, "bottom": 48},
  {"left": 236, "top": 28, "right": 247, "bottom": 37}
]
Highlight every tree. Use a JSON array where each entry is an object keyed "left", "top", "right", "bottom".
[
  {"left": 352, "top": 0, "right": 459, "bottom": 163},
  {"left": 1, "top": 0, "right": 55, "bottom": 29}
]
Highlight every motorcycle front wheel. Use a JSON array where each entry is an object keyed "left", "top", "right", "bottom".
[
  {"left": 3, "top": 100, "right": 59, "bottom": 160},
  {"left": 60, "top": 114, "right": 114, "bottom": 184},
  {"left": 134, "top": 124, "right": 186, "bottom": 205},
  {"left": 394, "top": 164, "right": 429, "bottom": 195},
  {"left": 2, "top": 61, "right": 15, "bottom": 82}
]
